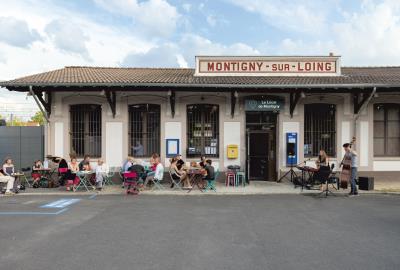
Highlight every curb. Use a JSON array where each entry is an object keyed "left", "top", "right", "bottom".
[{"left": 11, "top": 190, "right": 400, "bottom": 196}]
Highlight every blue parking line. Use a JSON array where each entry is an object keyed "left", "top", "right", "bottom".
[{"left": 0, "top": 208, "right": 69, "bottom": 216}]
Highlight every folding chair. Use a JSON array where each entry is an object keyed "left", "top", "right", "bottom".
[
  {"left": 103, "top": 167, "right": 116, "bottom": 186},
  {"left": 20, "top": 167, "right": 32, "bottom": 188},
  {"left": 204, "top": 170, "right": 219, "bottom": 192},
  {"left": 75, "top": 172, "right": 95, "bottom": 192},
  {"left": 148, "top": 168, "right": 165, "bottom": 190},
  {"left": 168, "top": 169, "right": 183, "bottom": 191}
]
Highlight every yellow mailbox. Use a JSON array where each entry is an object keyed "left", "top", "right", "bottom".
[{"left": 227, "top": 144, "right": 239, "bottom": 159}]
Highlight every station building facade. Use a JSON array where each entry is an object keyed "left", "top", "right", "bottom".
[{"left": 2, "top": 55, "right": 400, "bottom": 181}]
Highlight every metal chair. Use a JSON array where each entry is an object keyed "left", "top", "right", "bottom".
[
  {"left": 226, "top": 171, "right": 235, "bottom": 186},
  {"left": 148, "top": 168, "right": 164, "bottom": 190},
  {"left": 75, "top": 171, "right": 95, "bottom": 192},
  {"left": 104, "top": 167, "right": 117, "bottom": 186},
  {"left": 20, "top": 167, "right": 32, "bottom": 188},
  {"left": 204, "top": 170, "right": 219, "bottom": 192},
  {"left": 168, "top": 169, "right": 184, "bottom": 191},
  {"left": 236, "top": 171, "right": 246, "bottom": 187}
]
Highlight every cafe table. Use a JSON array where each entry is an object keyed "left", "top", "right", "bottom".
[
  {"left": 75, "top": 171, "right": 96, "bottom": 192},
  {"left": 187, "top": 168, "right": 205, "bottom": 193}
]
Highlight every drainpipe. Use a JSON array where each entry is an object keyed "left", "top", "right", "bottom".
[{"left": 353, "top": 87, "right": 376, "bottom": 149}]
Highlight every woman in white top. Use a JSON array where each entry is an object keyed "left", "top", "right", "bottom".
[
  {"left": 144, "top": 156, "right": 164, "bottom": 187},
  {"left": 95, "top": 159, "right": 108, "bottom": 190}
]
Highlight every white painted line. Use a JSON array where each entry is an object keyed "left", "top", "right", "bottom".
[{"left": 40, "top": 199, "right": 81, "bottom": 208}]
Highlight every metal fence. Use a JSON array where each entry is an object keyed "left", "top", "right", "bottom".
[{"left": 0, "top": 126, "right": 44, "bottom": 170}]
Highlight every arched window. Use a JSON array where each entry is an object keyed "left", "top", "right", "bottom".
[
  {"left": 70, "top": 104, "right": 102, "bottom": 157},
  {"left": 187, "top": 104, "right": 219, "bottom": 157},
  {"left": 304, "top": 103, "right": 336, "bottom": 157},
  {"left": 374, "top": 104, "right": 400, "bottom": 156},
  {"left": 128, "top": 104, "right": 161, "bottom": 157}
]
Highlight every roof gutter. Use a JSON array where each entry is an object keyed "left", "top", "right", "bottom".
[
  {"left": 2, "top": 82, "right": 400, "bottom": 90},
  {"left": 29, "top": 86, "right": 50, "bottom": 123}
]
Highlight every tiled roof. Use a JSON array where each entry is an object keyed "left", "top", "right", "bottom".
[{"left": 2, "top": 66, "right": 400, "bottom": 89}]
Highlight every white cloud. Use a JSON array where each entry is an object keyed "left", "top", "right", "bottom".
[
  {"left": 122, "top": 34, "right": 260, "bottom": 67},
  {"left": 45, "top": 19, "right": 91, "bottom": 60},
  {"left": 182, "top": 3, "right": 191, "bottom": 12},
  {"left": 227, "top": 0, "right": 329, "bottom": 34},
  {"left": 0, "top": 16, "right": 42, "bottom": 48},
  {"left": 332, "top": 0, "right": 400, "bottom": 65},
  {"left": 0, "top": 0, "right": 153, "bottom": 81},
  {"left": 94, "top": 0, "right": 181, "bottom": 38}
]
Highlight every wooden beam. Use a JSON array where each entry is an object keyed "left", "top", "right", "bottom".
[
  {"left": 169, "top": 90, "right": 176, "bottom": 118},
  {"left": 105, "top": 91, "right": 116, "bottom": 118},
  {"left": 230, "top": 91, "right": 237, "bottom": 118},
  {"left": 289, "top": 92, "right": 301, "bottom": 118},
  {"left": 34, "top": 90, "right": 52, "bottom": 116}
]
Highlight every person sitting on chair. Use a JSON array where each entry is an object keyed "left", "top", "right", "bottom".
[
  {"left": 95, "top": 159, "right": 108, "bottom": 191},
  {"left": 32, "top": 160, "right": 43, "bottom": 187},
  {"left": 79, "top": 155, "right": 91, "bottom": 171},
  {"left": 144, "top": 156, "right": 163, "bottom": 188},
  {"left": 3, "top": 158, "right": 15, "bottom": 176},
  {"left": 0, "top": 169, "right": 15, "bottom": 195},
  {"left": 170, "top": 157, "right": 191, "bottom": 189},
  {"left": 176, "top": 154, "right": 185, "bottom": 170},
  {"left": 199, "top": 156, "right": 206, "bottom": 168}
]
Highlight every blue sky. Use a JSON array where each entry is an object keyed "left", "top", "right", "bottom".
[{"left": 0, "top": 0, "right": 400, "bottom": 118}]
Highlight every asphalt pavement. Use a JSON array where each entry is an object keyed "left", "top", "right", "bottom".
[{"left": 0, "top": 194, "right": 399, "bottom": 270}]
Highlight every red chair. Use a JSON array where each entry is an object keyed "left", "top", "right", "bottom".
[{"left": 123, "top": 172, "right": 139, "bottom": 195}]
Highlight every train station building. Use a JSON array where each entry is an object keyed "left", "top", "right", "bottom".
[{"left": 1, "top": 55, "right": 400, "bottom": 181}]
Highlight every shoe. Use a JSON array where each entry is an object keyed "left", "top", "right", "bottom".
[{"left": 4, "top": 191, "right": 15, "bottom": 196}]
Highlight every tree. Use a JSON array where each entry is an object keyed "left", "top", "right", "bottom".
[
  {"left": 31, "top": 111, "right": 46, "bottom": 125},
  {"left": 7, "top": 115, "right": 25, "bottom": 126}
]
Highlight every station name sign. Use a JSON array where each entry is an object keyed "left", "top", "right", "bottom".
[{"left": 195, "top": 56, "right": 341, "bottom": 77}]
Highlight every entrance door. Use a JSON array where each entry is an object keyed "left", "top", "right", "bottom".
[
  {"left": 245, "top": 111, "right": 277, "bottom": 181},
  {"left": 247, "top": 131, "right": 270, "bottom": 180}
]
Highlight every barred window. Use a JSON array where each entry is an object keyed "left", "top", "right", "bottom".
[
  {"left": 304, "top": 103, "right": 336, "bottom": 157},
  {"left": 70, "top": 104, "right": 102, "bottom": 157},
  {"left": 129, "top": 104, "right": 160, "bottom": 157},
  {"left": 374, "top": 104, "right": 400, "bottom": 156},
  {"left": 187, "top": 104, "right": 219, "bottom": 157}
]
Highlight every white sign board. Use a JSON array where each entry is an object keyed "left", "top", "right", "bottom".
[{"left": 195, "top": 56, "right": 341, "bottom": 77}]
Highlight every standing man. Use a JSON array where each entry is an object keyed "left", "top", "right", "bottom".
[{"left": 343, "top": 143, "right": 358, "bottom": 196}]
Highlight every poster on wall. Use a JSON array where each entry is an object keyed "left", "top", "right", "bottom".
[{"left": 166, "top": 139, "right": 179, "bottom": 157}]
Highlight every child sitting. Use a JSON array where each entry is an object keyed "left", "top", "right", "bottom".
[{"left": 32, "top": 160, "right": 43, "bottom": 188}]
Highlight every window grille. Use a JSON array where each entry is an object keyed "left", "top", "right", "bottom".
[
  {"left": 374, "top": 104, "right": 400, "bottom": 156},
  {"left": 128, "top": 104, "right": 160, "bottom": 157},
  {"left": 70, "top": 104, "right": 102, "bottom": 157},
  {"left": 187, "top": 104, "right": 219, "bottom": 157},
  {"left": 304, "top": 103, "right": 336, "bottom": 157}
]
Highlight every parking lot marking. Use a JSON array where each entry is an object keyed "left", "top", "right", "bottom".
[
  {"left": 0, "top": 208, "right": 69, "bottom": 216},
  {"left": 89, "top": 194, "right": 97, "bottom": 199},
  {"left": 40, "top": 199, "right": 81, "bottom": 209}
]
